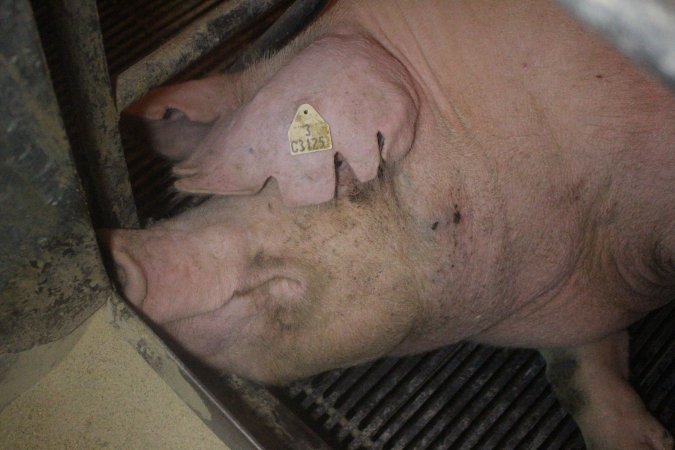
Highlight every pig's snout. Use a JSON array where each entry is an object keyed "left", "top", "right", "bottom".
[
  {"left": 110, "top": 246, "right": 148, "bottom": 307},
  {"left": 98, "top": 230, "right": 148, "bottom": 307}
]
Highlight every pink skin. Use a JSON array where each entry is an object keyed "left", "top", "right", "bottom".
[
  {"left": 126, "top": 34, "right": 419, "bottom": 206},
  {"left": 109, "top": 1, "right": 675, "bottom": 448},
  {"left": 105, "top": 183, "right": 425, "bottom": 383}
]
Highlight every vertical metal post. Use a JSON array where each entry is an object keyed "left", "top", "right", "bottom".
[
  {"left": 0, "top": 0, "right": 111, "bottom": 408},
  {"left": 49, "top": 0, "right": 139, "bottom": 228}
]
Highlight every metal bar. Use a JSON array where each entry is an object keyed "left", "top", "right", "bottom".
[
  {"left": 0, "top": 0, "right": 111, "bottom": 406},
  {"left": 107, "top": 296, "right": 264, "bottom": 450},
  {"left": 103, "top": 0, "right": 220, "bottom": 77},
  {"left": 107, "top": 295, "right": 330, "bottom": 449},
  {"left": 232, "top": 0, "right": 330, "bottom": 70},
  {"left": 50, "top": 0, "right": 139, "bottom": 228},
  {"left": 556, "top": 0, "right": 675, "bottom": 89},
  {"left": 115, "top": 0, "right": 292, "bottom": 111}
]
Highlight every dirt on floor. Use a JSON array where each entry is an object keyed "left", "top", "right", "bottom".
[{"left": 0, "top": 307, "right": 229, "bottom": 450}]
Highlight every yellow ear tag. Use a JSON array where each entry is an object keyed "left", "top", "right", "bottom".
[{"left": 288, "top": 104, "right": 333, "bottom": 155}]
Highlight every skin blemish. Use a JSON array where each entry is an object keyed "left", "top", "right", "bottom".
[
  {"left": 348, "top": 183, "right": 374, "bottom": 204},
  {"left": 253, "top": 250, "right": 265, "bottom": 267},
  {"left": 376, "top": 132, "right": 385, "bottom": 179},
  {"left": 453, "top": 205, "right": 462, "bottom": 224},
  {"left": 252, "top": 250, "right": 285, "bottom": 270},
  {"left": 431, "top": 221, "right": 439, "bottom": 230},
  {"left": 595, "top": 74, "right": 603, "bottom": 79}
]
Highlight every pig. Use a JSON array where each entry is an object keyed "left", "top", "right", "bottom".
[{"left": 106, "top": 0, "right": 675, "bottom": 448}]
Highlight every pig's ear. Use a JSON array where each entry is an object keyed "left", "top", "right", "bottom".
[
  {"left": 120, "top": 110, "right": 214, "bottom": 161},
  {"left": 166, "top": 35, "right": 420, "bottom": 206},
  {"left": 124, "top": 75, "right": 237, "bottom": 122},
  {"left": 121, "top": 76, "right": 239, "bottom": 161}
]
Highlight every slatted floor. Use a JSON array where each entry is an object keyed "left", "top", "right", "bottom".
[{"left": 277, "top": 302, "right": 675, "bottom": 449}]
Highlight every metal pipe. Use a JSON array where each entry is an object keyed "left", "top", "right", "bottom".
[
  {"left": 107, "top": 297, "right": 264, "bottom": 450},
  {"left": 115, "top": 0, "right": 292, "bottom": 111},
  {"left": 557, "top": 0, "right": 675, "bottom": 89},
  {"left": 231, "top": 0, "right": 330, "bottom": 70},
  {"left": 50, "top": 0, "right": 139, "bottom": 228}
]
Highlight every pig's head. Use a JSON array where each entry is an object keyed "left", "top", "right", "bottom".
[
  {"left": 108, "top": 30, "right": 453, "bottom": 384},
  {"left": 105, "top": 181, "right": 426, "bottom": 384}
]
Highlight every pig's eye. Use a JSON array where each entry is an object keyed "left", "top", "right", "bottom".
[{"left": 334, "top": 153, "right": 344, "bottom": 169}]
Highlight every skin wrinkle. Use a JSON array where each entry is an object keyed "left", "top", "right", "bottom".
[
  {"left": 382, "top": 212, "right": 426, "bottom": 347},
  {"left": 337, "top": 183, "right": 423, "bottom": 354},
  {"left": 583, "top": 185, "right": 661, "bottom": 310},
  {"left": 463, "top": 137, "right": 516, "bottom": 324},
  {"left": 616, "top": 243, "right": 675, "bottom": 304},
  {"left": 388, "top": 140, "right": 491, "bottom": 349},
  {"left": 493, "top": 89, "right": 574, "bottom": 308},
  {"left": 471, "top": 161, "right": 640, "bottom": 347},
  {"left": 162, "top": 284, "right": 254, "bottom": 332},
  {"left": 385, "top": 1, "right": 465, "bottom": 132},
  {"left": 652, "top": 234, "right": 675, "bottom": 284}
]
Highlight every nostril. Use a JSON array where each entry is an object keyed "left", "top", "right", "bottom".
[
  {"left": 162, "top": 107, "right": 186, "bottom": 120},
  {"left": 172, "top": 164, "right": 199, "bottom": 177},
  {"left": 109, "top": 245, "right": 148, "bottom": 307},
  {"left": 113, "top": 262, "right": 128, "bottom": 291}
]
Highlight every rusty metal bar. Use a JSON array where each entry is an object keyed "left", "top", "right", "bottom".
[
  {"left": 49, "top": 0, "right": 139, "bottom": 228},
  {"left": 557, "top": 0, "right": 675, "bottom": 89},
  {"left": 0, "top": 0, "right": 111, "bottom": 406},
  {"left": 107, "top": 295, "right": 330, "bottom": 449},
  {"left": 106, "top": 297, "right": 264, "bottom": 450},
  {"left": 115, "top": 0, "right": 292, "bottom": 111},
  {"left": 232, "top": 0, "right": 330, "bottom": 70}
]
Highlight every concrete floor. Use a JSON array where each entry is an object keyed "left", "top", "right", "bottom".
[{"left": 0, "top": 308, "right": 229, "bottom": 450}]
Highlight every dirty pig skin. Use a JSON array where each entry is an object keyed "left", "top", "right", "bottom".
[{"left": 106, "top": 1, "right": 675, "bottom": 448}]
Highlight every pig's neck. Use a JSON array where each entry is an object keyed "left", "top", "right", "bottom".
[
  {"left": 348, "top": 0, "right": 675, "bottom": 353},
  {"left": 336, "top": 1, "right": 539, "bottom": 350}
]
